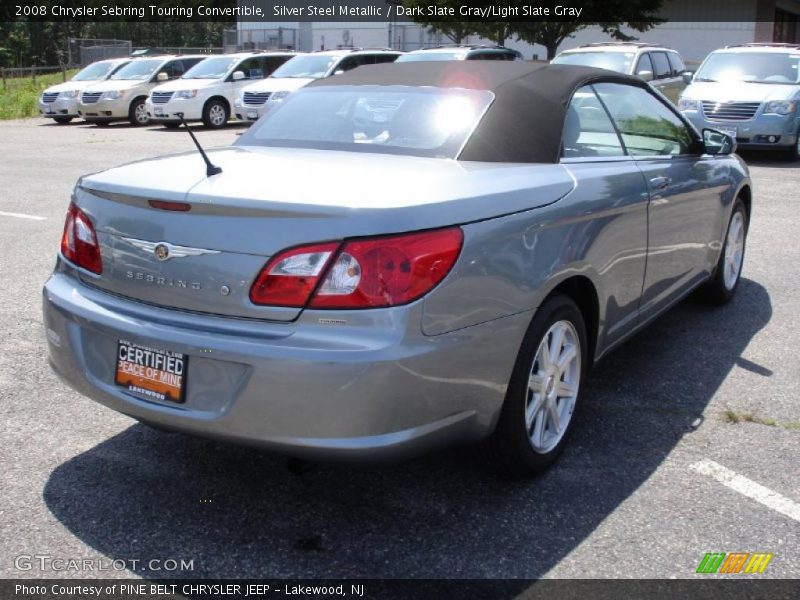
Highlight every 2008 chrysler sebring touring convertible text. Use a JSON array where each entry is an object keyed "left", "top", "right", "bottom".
[{"left": 43, "top": 63, "right": 751, "bottom": 476}]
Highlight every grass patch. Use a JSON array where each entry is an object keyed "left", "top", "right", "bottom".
[
  {"left": 723, "top": 408, "right": 799, "bottom": 430},
  {"left": 0, "top": 70, "right": 78, "bottom": 120}
]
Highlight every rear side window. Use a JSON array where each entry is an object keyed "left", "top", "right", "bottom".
[
  {"left": 562, "top": 85, "right": 625, "bottom": 159},
  {"left": 594, "top": 82, "right": 695, "bottom": 156},
  {"left": 667, "top": 52, "right": 686, "bottom": 75},
  {"left": 651, "top": 52, "right": 672, "bottom": 79}
]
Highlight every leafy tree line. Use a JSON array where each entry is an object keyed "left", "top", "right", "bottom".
[
  {"left": 400, "top": 0, "right": 666, "bottom": 59},
  {"left": 0, "top": 20, "right": 232, "bottom": 68}
]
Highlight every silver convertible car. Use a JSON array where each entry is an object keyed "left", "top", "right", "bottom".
[{"left": 43, "top": 63, "right": 751, "bottom": 476}]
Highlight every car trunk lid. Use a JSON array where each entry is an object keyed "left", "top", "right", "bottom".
[{"left": 75, "top": 146, "right": 575, "bottom": 321}]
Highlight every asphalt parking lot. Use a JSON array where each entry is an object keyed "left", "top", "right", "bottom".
[{"left": 0, "top": 117, "right": 797, "bottom": 581}]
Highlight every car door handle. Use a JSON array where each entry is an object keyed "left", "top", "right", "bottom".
[{"left": 649, "top": 176, "right": 671, "bottom": 190}]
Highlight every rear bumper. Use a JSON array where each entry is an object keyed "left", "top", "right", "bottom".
[{"left": 42, "top": 270, "right": 527, "bottom": 461}]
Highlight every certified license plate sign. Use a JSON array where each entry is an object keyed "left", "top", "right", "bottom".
[
  {"left": 247, "top": 109, "right": 258, "bottom": 119},
  {"left": 115, "top": 340, "right": 187, "bottom": 403},
  {"left": 154, "top": 107, "right": 164, "bottom": 116}
]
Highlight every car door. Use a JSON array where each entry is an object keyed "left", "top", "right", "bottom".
[
  {"left": 594, "top": 82, "right": 728, "bottom": 321},
  {"left": 560, "top": 85, "right": 650, "bottom": 348}
]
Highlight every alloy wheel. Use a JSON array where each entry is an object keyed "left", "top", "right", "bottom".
[
  {"left": 209, "top": 104, "right": 226, "bottom": 127},
  {"left": 525, "top": 320, "right": 581, "bottom": 454},
  {"left": 723, "top": 211, "right": 745, "bottom": 291},
  {"left": 134, "top": 102, "right": 148, "bottom": 125}
]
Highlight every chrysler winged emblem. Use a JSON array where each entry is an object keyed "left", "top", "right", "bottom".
[{"left": 124, "top": 238, "right": 220, "bottom": 261}]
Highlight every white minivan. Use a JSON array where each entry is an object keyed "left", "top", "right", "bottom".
[
  {"left": 39, "top": 58, "right": 131, "bottom": 124},
  {"left": 78, "top": 55, "right": 207, "bottom": 126},
  {"left": 146, "top": 51, "right": 298, "bottom": 129}
]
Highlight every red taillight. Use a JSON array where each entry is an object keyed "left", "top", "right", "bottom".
[
  {"left": 249, "top": 242, "right": 340, "bottom": 307},
  {"left": 249, "top": 228, "right": 463, "bottom": 309},
  {"left": 60, "top": 203, "right": 102, "bottom": 274}
]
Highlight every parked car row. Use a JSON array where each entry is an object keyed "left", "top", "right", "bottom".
[
  {"left": 39, "top": 45, "right": 523, "bottom": 128},
  {"left": 40, "top": 40, "right": 800, "bottom": 160}
]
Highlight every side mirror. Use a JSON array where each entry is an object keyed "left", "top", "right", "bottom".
[
  {"left": 682, "top": 71, "right": 694, "bottom": 85},
  {"left": 232, "top": 71, "right": 245, "bottom": 81},
  {"left": 156, "top": 72, "right": 168, "bottom": 82},
  {"left": 333, "top": 69, "right": 345, "bottom": 76},
  {"left": 703, "top": 128, "right": 736, "bottom": 156},
  {"left": 637, "top": 70, "right": 654, "bottom": 82}
]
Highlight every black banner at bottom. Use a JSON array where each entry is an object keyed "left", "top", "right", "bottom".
[{"left": 3, "top": 579, "right": 799, "bottom": 600}]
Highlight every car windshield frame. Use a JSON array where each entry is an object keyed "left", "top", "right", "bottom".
[
  {"left": 694, "top": 51, "right": 800, "bottom": 84},
  {"left": 236, "top": 84, "right": 495, "bottom": 159},
  {"left": 552, "top": 51, "right": 636, "bottom": 74},
  {"left": 110, "top": 59, "right": 163, "bottom": 81},
  {"left": 182, "top": 57, "right": 239, "bottom": 79},
  {"left": 72, "top": 61, "right": 117, "bottom": 81}
]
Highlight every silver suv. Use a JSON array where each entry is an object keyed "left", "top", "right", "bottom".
[
  {"left": 679, "top": 43, "right": 800, "bottom": 161},
  {"left": 552, "top": 42, "right": 689, "bottom": 104}
]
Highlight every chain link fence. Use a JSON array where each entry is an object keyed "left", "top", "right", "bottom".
[{"left": 68, "top": 38, "right": 132, "bottom": 67}]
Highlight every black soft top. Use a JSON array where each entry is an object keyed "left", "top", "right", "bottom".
[{"left": 308, "top": 62, "right": 648, "bottom": 163}]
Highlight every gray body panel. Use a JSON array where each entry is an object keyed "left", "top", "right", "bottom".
[{"left": 44, "top": 141, "right": 750, "bottom": 460}]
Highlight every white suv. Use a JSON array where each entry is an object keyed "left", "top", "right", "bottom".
[
  {"left": 235, "top": 49, "right": 401, "bottom": 123},
  {"left": 78, "top": 55, "right": 206, "bottom": 126},
  {"left": 39, "top": 58, "right": 130, "bottom": 124},
  {"left": 552, "top": 42, "right": 690, "bottom": 104},
  {"left": 145, "top": 51, "right": 298, "bottom": 129}
]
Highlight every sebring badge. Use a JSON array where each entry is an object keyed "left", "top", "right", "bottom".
[{"left": 123, "top": 237, "right": 220, "bottom": 261}]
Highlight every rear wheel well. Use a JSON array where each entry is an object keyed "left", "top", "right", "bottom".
[{"left": 549, "top": 277, "right": 599, "bottom": 366}]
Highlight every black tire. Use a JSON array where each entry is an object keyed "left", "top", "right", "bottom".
[
  {"left": 128, "top": 97, "right": 149, "bottom": 126},
  {"left": 53, "top": 116, "right": 73, "bottom": 124},
  {"left": 202, "top": 99, "right": 229, "bottom": 129},
  {"left": 698, "top": 198, "right": 748, "bottom": 304},
  {"left": 486, "top": 293, "right": 588, "bottom": 478}
]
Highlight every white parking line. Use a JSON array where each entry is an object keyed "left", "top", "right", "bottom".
[
  {"left": 0, "top": 210, "right": 46, "bottom": 221},
  {"left": 691, "top": 459, "right": 800, "bottom": 523}
]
